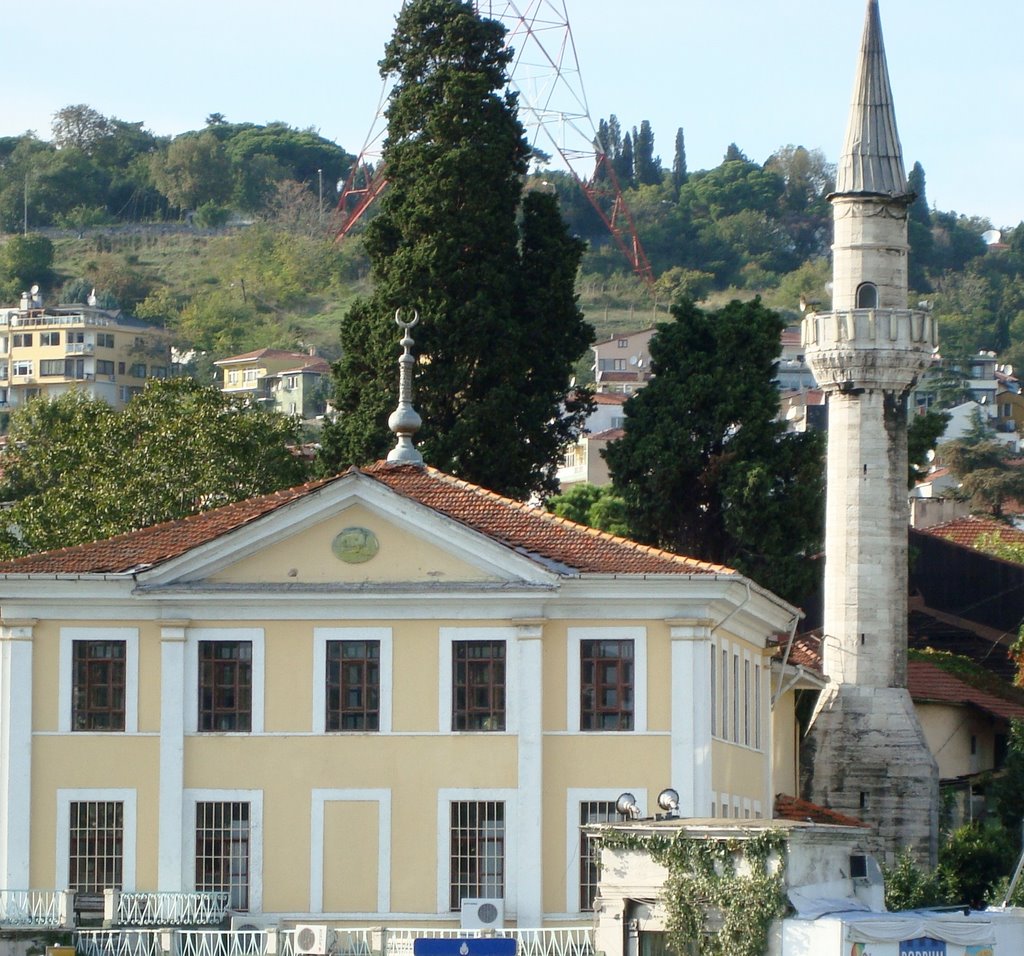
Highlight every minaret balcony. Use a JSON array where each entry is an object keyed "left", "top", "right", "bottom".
[{"left": 801, "top": 307, "right": 937, "bottom": 392}]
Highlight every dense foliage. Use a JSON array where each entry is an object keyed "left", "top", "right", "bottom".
[
  {"left": 599, "top": 829, "right": 787, "bottom": 956},
  {"left": 0, "top": 380, "right": 309, "bottom": 557},
  {"left": 318, "top": 0, "right": 593, "bottom": 498},
  {"left": 603, "top": 297, "right": 823, "bottom": 603}
]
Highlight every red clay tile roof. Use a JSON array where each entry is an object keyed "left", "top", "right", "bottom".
[
  {"left": 362, "top": 464, "right": 732, "bottom": 575},
  {"left": 214, "top": 348, "right": 320, "bottom": 365},
  {"left": 922, "top": 515, "right": 1024, "bottom": 549},
  {"left": 597, "top": 371, "right": 651, "bottom": 383},
  {"left": 0, "top": 464, "right": 734, "bottom": 578},
  {"left": 777, "top": 633, "right": 823, "bottom": 672},
  {"left": 593, "top": 327, "right": 656, "bottom": 347},
  {"left": 774, "top": 794, "right": 870, "bottom": 828},
  {"left": 592, "top": 392, "right": 628, "bottom": 406},
  {"left": 908, "top": 659, "right": 1024, "bottom": 721},
  {"left": 589, "top": 427, "right": 625, "bottom": 441}
]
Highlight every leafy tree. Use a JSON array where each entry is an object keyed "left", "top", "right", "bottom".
[
  {"left": 546, "top": 483, "right": 629, "bottom": 535},
  {"left": 907, "top": 408, "right": 951, "bottom": 487},
  {"left": 51, "top": 104, "right": 111, "bottom": 153},
  {"left": 150, "top": 132, "right": 233, "bottom": 211},
  {"left": 0, "top": 381, "right": 309, "bottom": 557},
  {"left": 941, "top": 432, "right": 1024, "bottom": 518},
  {"left": 603, "top": 298, "right": 823, "bottom": 603},
  {"left": 989, "top": 719, "right": 1024, "bottom": 824},
  {"left": 671, "top": 127, "right": 688, "bottom": 190},
  {"left": 320, "top": 0, "right": 593, "bottom": 499},
  {"left": 0, "top": 234, "right": 54, "bottom": 289}
]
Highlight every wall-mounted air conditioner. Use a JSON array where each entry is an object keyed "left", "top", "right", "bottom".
[
  {"left": 460, "top": 898, "right": 505, "bottom": 929},
  {"left": 294, "top": 924, "right": 329, "bottom": 955}
]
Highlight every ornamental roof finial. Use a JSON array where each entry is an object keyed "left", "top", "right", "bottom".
[{"left": 386, "top": 309, "right": 424, "bottom": 466}]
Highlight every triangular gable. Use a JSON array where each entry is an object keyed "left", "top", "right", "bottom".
[{"left": 136, "top": 470, "right": 561, "bottom": 589}]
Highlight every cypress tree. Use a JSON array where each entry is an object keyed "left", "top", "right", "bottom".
[
  {"left": 320, "top": 0, "right": 593, "bottom": 498},
  {"left": 672, "top": 127, "right": 688, "bottom": 190}
]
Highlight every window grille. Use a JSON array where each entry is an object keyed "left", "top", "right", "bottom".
[
  {"left": 449, "top": 801, "right": 504, "bottom": 910},
  {"left": 195, "top": 801, "right": 250, "bottom": 911},
  {"left": 69, "top": 801, "right": 123, "bottom": 892},
  {"left": 579, "top": 801, "right": 624, "bottom": 910}
]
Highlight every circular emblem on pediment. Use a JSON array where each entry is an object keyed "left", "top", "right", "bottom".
[{"left": 332, "top": 526, "right": 380, "bottom": 563}]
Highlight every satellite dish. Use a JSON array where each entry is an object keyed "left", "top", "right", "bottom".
[
  {"left": 629, "top": 355, "right": 638, "bottom": 366},
  {"left": 637, "top": 358, "right": 644, "bottom": 368},
  {"left": 824, "top": 281, "right": 834, "bottom": 293},
  {"left": 982, "top": 229, "right": 1002, "bottom": 246},
  {"left": 30, "top": 284, "right": 39, "bottom": 295}
]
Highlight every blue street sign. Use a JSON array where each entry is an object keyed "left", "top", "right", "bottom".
[
  {"left": 899, "top": 939, "right": 946, "bottom": 956},
  {"left": 414, "top": 939, "right": 517, "bottom": 956}
]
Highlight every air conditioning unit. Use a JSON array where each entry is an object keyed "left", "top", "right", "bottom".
[
  {"left": 460, "top": 898, "right": 504, "bottom": 930},
  {"left": 294, "top": 924, "right": 328, "bottom": 956},
  {"left": 230, "top": 915, "right": 278, "bottom": 933}
]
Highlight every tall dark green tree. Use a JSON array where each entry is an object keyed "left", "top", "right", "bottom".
[
  {"left": 908, "top": 160, "right": 934, "bottom": 290},
  {"left": 671, "top": 127, "right": 688, "bottom": 190},
  {"left": 319, "top": 0, "right": 593, "bottom": 498},
  {"left": 616, "top": 131, "right": 635, "bottom": 188},
  {"left": 632, "top": 120, "right": 660, "bottom": 186},
  {"left": 603, "top": 298, "right": 823, "bottom": 602}
]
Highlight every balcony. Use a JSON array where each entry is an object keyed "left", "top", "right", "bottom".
[{"left": 66, "top": 342, "right": 96, "bottom": 356}]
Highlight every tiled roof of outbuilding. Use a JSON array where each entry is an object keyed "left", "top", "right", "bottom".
[
  {"left": 922, "top": 515, "right": 1024, "bottom": 549},
  {"left": 908, "top": 659, "right": 1024, "bottom": 721},
  {"left": 0, "top": 463, "right": 734, "bottom": 578},
  {"left": 774, "top": 794, "right": 870, "bottom": 828}
]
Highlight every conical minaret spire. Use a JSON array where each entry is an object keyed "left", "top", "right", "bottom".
[
  {"left": 800, "top": 0, "right": 939, "bottom": 865},
  {"left": 386, "top": 309, "right": 424, "bottom": 465},
  {"left": 835, "top": 0, "right": 908, "bottom": 198}
]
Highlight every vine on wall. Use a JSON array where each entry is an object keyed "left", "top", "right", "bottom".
[{"left": 599, "top": 829, "right": 788, "bottom": 956}]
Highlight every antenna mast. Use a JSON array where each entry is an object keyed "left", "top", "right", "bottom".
[{"left": 335, "top": 0, "right": 653, "bottom": 286}]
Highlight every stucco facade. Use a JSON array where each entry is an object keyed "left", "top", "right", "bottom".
[{"left": 0, "top": 464, "right": 799, "bottom": 927}]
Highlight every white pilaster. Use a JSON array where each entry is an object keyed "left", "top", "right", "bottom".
[
  {"left": 514, "top": 621, "right": 544, "bottom": 926},
  {"left": 669, "top": 622, "right": 712, "bottom": 817},
  {"left": 0, "top": 619, "right": 35, "bottom": 889},
  {"left": 158, "top": 622, "right": 187, "bottom": 891}
]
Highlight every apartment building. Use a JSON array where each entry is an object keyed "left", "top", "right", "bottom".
[{"left": 0, "top": 296, "right": 169, "bottom": 410}]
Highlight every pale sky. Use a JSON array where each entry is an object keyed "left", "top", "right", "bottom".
[{"left": 4, "top": 1, "right": 1022, "bottom": 228}]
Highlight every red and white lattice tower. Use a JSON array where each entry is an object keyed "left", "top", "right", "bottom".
[{"left": 336, "top": 0, "right": 653, "bottom": 285}]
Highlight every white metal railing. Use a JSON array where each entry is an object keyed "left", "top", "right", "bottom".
[
  {"left": 76, "top": 929, "right": 162, "bottom": 956},
  {"left": 75, "top": 927, "right": 594, "bottom": 956},
  {"left": 117, "top": 892, "right": 231, "bottom": 927},
  {"left": 0, "top": 888, "right": 69, "bottom": 926},
  {"left": 380, "top": 928, "right": 593, "bottom": 956}
]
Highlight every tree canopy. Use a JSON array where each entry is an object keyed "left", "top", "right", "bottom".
[
  {"left": 603, "top": 298, "right": 824, "bottom": 603},
  {"left": 318, "top": 0, "right": 593, "bottom": 498},
  {"left": 0, "top": 380, "right": 310, "bottom": 557}
]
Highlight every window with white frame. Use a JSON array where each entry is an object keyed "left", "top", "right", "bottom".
[
  {"left": 568, "top": 627, "right": 646, "bottom": 733},
  {"left": 732, "top": 652, "right": 740, "bottom": 744},
  {"left": 12, "top": 359, "right": 32, "bottom": 376},
  {"left": 57, "top": 789, "right": 136, "bottom": 894},
  {"left": 73, "top": 640, "right": 126, "bottom": 731},
  {"left": 440, "top": 628, "right": 515, "bottom": 734},
  {"left": 710, "top": 647, "right": 717, "bottom": 737},
  {"left": 60, "top": 628, "right": 138, "bottom": 734},
  {"left": 186, "top": 628, "right": 264, "bottom": 735},
  {"left": 743, "top": 658, "right": 751, "bottom": 746},
  {"left": 326, "top": 639, "right": 380, "bottom": 731},
  {"left": 580, "top": 638, "right": 634, "bottom": 730},
  {"left": 40, "top": 331, "right": 60, "bottom": 346},
  {"left": 68, "top": 800, "right": 124, "bottom": 892},
  {"left": 198, "top": 641, "right": 252, "bottom": 732},
  {"left": 452, "top": 640, "right": 506, "bottom": 731},
  {"left": 755, "top": 664, "right": 762, "bottom": 750},
  {"left": 449, "top": 800, "right": 504, "bottom": 910},
  {"left": 195, "top": 801, "right": 251, "bottom": 911},
  {"left": 314, "top": 628, "right": 391, "bottom": 734},
  {"left": 720, "top": 648, "right": 729, "bottom": 740}
]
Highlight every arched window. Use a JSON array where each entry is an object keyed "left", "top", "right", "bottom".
[{"left": 856, "top": 282, "right": 878, "bottom": 309}]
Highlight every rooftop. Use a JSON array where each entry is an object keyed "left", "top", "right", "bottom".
[{"left": 0, "top": 462, "right": 735, "bottom": 578}]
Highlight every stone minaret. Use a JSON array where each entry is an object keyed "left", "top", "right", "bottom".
[{"left": 801, "top": 0, "right": 940, "bottom": 863}]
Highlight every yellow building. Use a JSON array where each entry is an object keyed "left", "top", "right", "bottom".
[
  {"left": 0, "top": 297, "right": 169, "bottom": 411},
  {"left": 0, "top": 460, "right": 800, "bottom": 927},
  {"left": 214, "top": 349, "right": 330, "bottom": 419}
]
